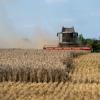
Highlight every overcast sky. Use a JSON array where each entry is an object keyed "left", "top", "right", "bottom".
[{"left": 0, "top": 0, "right": 100, "bottom": 42}]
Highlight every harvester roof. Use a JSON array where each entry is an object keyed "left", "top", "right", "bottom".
[{"left": 62, "top": 27, "right": 75, "bottom": 33}]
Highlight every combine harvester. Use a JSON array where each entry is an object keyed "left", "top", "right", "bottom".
[{"left": 43, "top": 27, "right": 91, "bottom": 52}]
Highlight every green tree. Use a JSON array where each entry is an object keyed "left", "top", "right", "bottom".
[
  {"left": 85, "top": 39, "right": 94, "bottom": 46},
  {"left": 78, "top": 34, "right": 100, "bottom": 52},
  {"left": 78, "top": 34, "right": 85, "bottom": 45},
  {"left": 85, "top": 39, "right": 100, "bottom": 52}
]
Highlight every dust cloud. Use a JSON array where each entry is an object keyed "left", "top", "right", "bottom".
[
  {"left": 0, "top": 1, "right": 58, "bottom": 49},
  {"left": 31, "top": 27, "right": 58, "bottom": 49}
]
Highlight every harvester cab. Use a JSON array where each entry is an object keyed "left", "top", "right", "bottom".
[{"left": 57, "top": 27, "right": 78, "bottom": 47}]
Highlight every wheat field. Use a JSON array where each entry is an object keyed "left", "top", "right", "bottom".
[
  {"left": 0, "top": 49, "right": 100, "bottom": 100},
  {"left": 0, "top": 49, "right": 85, "bottom": 83},
  {"left": 0, "top": 82, "right": 100, "bottom": 100}
]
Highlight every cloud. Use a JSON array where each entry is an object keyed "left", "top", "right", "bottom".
[
  {"left": 89, "top": 11, "right": 100, "bottom": 17},
  {"left": 56, "top": 18, "right": 77, "bottom": 29},
  {"left": 59, "top": 18, "right": 77, "bottom": 27},
  {"left": 0, "top": 0, "right": 15, "bottom": 3},
  {"left": 45, "top": 0, "right": 66, "bottom": 4},
  {"left": 63, "top": 18, "right": 76, "bottom": 23}
]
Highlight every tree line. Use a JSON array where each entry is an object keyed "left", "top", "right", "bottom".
[{"left": 78, "top": 34, "right": 100, "bottom": 52}]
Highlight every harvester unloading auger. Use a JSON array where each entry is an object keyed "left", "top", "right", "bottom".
[{"left": 43, "top": 27, "right": 92, "bottom": 51}]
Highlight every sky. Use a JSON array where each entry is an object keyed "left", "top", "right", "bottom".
[{"left": 0, "top": 0, "right": 100, "bottom": 48}]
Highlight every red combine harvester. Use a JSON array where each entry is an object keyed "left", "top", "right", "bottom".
[{"left": 43, "top": 27, "right": 92, "bottom": 52}]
